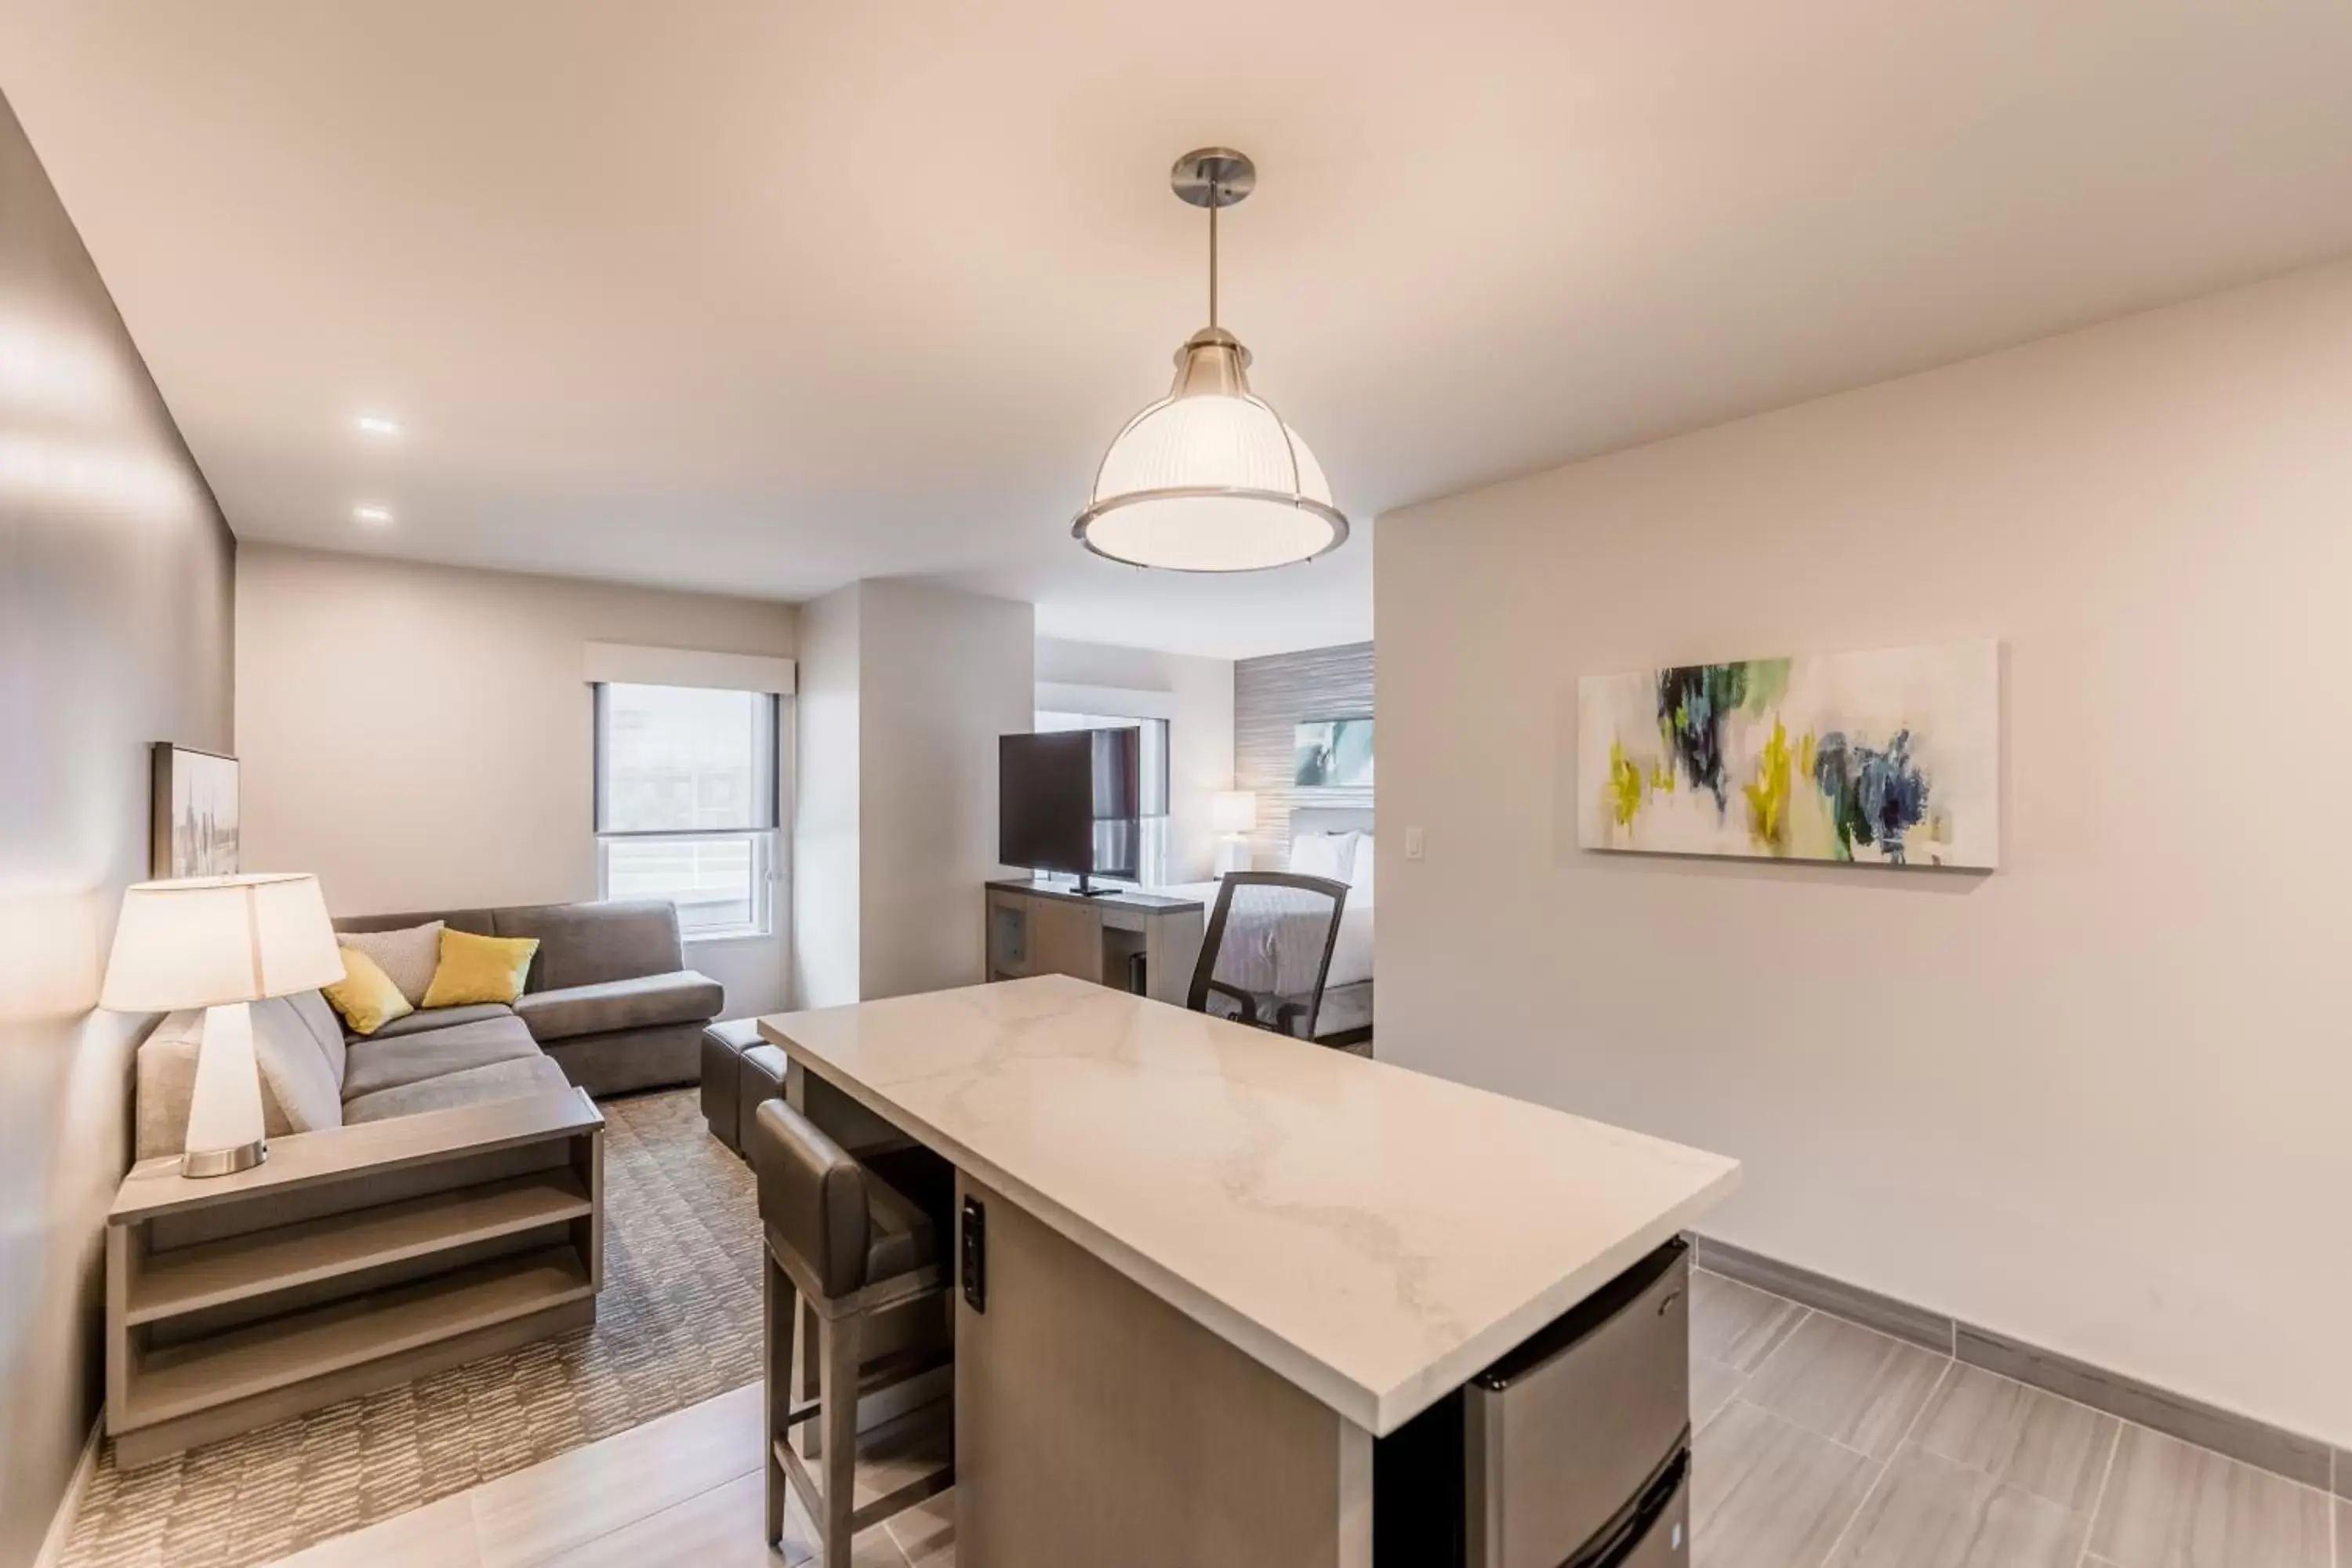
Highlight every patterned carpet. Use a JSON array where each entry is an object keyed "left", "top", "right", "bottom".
[{"left": 61, "top": 1089, "right": 762, "bottom": 1568}]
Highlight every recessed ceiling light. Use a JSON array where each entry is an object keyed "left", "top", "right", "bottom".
[
  {"left": 354, "top": 415, "right": 401, "bottom": 437},
  {"left": 353, "top": 504, "right": 393, "bottom": 524}
]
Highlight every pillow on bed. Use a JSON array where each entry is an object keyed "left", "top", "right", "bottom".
[
  {"left": 1288, "top": 830, "right": 1358, "bottom": 882},
  {"left": 1348, "top": 837, "right": 1375, "bottom": 899}
]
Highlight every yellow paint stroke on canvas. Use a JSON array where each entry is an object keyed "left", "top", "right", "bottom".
[
  {"left": 1607, "top": 742, "right": 1646, "bottom": 830},
  {"left": 1743, "top": 718, "right": 1793, "bottom": 851}
]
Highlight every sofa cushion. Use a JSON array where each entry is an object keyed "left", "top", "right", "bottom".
[
  {"left": 493, "top": 900, "right": 682, "bottom": 991},
  {"left": 323, "top": 946, "right": 415, "bottom": 1036},
  {"left": 422, "top": 929, "right": 539, "bottom": 1008},
  {"left": 337, "top": 920, "right": 444, "bottom": 1006},
  {"left": 285, "top": 987, "right": 348, "bottom": 1086},
  {"left": 357, "top": 1003, "right": 516, "bottom": 1043},
  {"left": 252, "top": 996, "right": 344, "bottom": 1134},
  {"left": 514, "top": 970, "right": 724, "bottom": 1044},
  {"left": 339, "top": 1015, "right": 544, "bottom": 1100},
  {"left": 342, "top": 1054, "right": 574, "bottom": 1125}
]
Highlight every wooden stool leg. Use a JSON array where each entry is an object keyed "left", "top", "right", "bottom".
[
  {"left": 817, "top": 1311, "right": 862, "bottom": 1568},
  {"left": 762, "top": 1257, "right": 793, "bottom": 1545},
  {"left": 799, "top": 1296, "right": 823, "bottom": 1460}
]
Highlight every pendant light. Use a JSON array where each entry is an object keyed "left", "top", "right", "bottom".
[{"left": 1073, "top": 148, "right": 1348, "bottom": 572}]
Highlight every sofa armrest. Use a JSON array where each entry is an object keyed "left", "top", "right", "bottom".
[{"left": 112, "top": 1087, "right": 603, "bottom": 1224}]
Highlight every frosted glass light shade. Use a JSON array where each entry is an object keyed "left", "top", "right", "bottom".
[
  {"left": 100, "top": 873, "right": 343, "bottom": 1012},
  {"left": 1210, "top": 790, "right": 1258, "bottom": 834},
  {"left": 1076, "top": 392, "right": 1346, "bottom": 572}
]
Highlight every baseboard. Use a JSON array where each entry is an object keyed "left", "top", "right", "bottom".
[
  {"left": 1694, "top": 1236, "right": 1953, "bottom": 1355},
  {"left": 34, "top": 1414, "right": 103, "bottom": 1568},
  {"left": 1691, "top": 1233, "right": 2340, "bottom": 1496}
]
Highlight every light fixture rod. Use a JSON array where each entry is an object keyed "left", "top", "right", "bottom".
[{"left": 1208, "top": 182, "right": 1219, "bottom": 331}]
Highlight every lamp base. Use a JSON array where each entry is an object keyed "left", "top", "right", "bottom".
[
  {"left": 180, "top": 1139, "right": 267, "bottom": 1179},
  {"left": 180, "top": 1000, "right": 270, "bottom": 1180},
  {"left": 1213, "top": 837, "right": 1253, "bottom": 878}
]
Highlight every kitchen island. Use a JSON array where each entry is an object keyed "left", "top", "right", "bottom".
[{"left": 757, "top": 975, "right": 1737, "bottom": 1567}]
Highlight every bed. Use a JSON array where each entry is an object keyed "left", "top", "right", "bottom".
[{"left": 1163, "top": 806, "right": 1374, "bottom": 1045}]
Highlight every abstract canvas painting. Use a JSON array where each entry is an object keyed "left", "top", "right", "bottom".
[
  {"left": 1578, "top": 642, "right": 1998, "bottom": 868},
  {"left": 1294, "top": 718, "right": 1374, "bottom": 789},
  {"left": 151, "top": 743, "right": 240, "bottom": 877}
]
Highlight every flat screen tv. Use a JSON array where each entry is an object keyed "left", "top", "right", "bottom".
[{"left": 1000, "top": 728, "right": 1142, "bottom": 893}]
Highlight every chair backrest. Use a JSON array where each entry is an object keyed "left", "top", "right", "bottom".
[
  {"left": 752, "top": 1098, "right": 873, "bottom": 1299},
  {"left": 1186, "top": 872, "right": 1349, "bottom": 1040}
]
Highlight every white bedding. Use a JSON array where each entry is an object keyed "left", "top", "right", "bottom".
[{"left": 1167, "top": 881, "right": 1375, "bottom": 989}]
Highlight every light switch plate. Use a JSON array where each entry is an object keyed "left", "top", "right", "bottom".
[{"left": 1403, "top": 826, "right": 1425, "bottom": 861}]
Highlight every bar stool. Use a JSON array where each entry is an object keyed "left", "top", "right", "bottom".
[{"left": 753, "top": 1098, "right": 954, "bottom": 1566}]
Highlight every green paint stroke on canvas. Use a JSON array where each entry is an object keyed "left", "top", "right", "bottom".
[{"left": 1740, "top": 659, "right": 1791, "bottom": 716}]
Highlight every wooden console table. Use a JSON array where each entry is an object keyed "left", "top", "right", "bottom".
[
  {"left": 106, "top": 1087, "right": 604, "bottom": 1467},
  {"left": 985, "top": 879, "right": 1203, "bottom": 1007}
]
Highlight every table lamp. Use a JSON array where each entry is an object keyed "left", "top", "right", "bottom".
[
  {"left": 1210, "top": 790, "right": 1257, "bottom": 877},
  {"left": 100, "top": 873, "right": 343, "bottom": 1177}
]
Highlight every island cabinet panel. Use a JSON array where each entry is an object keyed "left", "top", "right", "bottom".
[{"left": 953, "top": 1172, "right": 1371, "bottom": 1568}]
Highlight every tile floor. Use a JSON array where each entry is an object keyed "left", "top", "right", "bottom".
[
  {"left": 260, "top": 1268, "right": 2344, "bottom": 1568},
  {"left": 1689, "top": 1268, "right": 2342, "bottom": 1568}
]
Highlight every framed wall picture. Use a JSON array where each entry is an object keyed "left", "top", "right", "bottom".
[
  {"left": 151, "top": 743, "right": 240, "bottom": 878},
  {"left": 1293, "top": 717, "right": 1374, "bottom": 789},
  {"left": 1577, "top": 641, "right": 1998, "bottom": 869}
]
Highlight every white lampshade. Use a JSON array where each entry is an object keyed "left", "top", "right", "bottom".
[
  {"left": 100, "top": 873, "right": 343, "bottom": 1013},
  {"left": 1210, "top": 790, "right": 1258, "bottom": 835},
  {"left": 1077, "top": 393, "right": 1344, "bottom": 572}
]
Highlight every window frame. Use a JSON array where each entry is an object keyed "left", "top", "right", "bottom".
[{"left": 592, "top": 682, "right": 783, "bottom": 944}]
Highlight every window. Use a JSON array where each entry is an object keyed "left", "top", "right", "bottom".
[
  {"left": 1034, "top": 710, "right": 1171, "bottom": 887},
  {"left": 596, "top": 682, "right": 779, "bottom": 940}
]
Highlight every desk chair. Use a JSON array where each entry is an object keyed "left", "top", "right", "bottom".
[{"left": 1186, "top": 871, "right": 1349, "bottom": 1040}]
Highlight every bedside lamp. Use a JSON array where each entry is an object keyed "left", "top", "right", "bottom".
[
  {"left": 100, "top": 873, "right": 343, "bottom": 1177},
  {"left": 1210, "top": 790, "right": 1257, "bottom": 878}
]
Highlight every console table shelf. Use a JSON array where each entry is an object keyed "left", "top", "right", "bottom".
[
  {"left": 125, "top": 1168, "right": 594, "bottom": 1324},
  {"left": 107, "top": 1087, "right": 604, "bottom": 1468}
]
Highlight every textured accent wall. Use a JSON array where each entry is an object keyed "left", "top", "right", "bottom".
[
  {"left": 0, "top": 87, "right": 236, "bottom": 1567},
  {"left": 1233, "top": 641, "right": 1374, "bottom": 867}
]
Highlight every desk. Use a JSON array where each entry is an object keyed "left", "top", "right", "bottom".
[
  {"left": 758, "top": 976, "right": 1736, "bottom": 1566},
  {"left": 983, "top": 877, "right": 1203, "bottom": 1006}
]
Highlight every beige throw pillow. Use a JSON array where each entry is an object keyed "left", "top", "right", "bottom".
[{"left": 338, "top": 920, "right": 445, "bottom": 1007}]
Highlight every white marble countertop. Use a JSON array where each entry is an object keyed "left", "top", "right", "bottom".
[{"left": 757, "top": 975, "right": 1738, "bottom": 1436}]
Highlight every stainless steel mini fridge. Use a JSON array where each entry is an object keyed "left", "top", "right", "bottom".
[{"left": 1374, "top": 1238, "right": 1693, "bottom": 1567}]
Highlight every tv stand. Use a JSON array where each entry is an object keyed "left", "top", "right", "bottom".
[{"left": 985, "top": 879, "right": 1205, "bottom": 1007}]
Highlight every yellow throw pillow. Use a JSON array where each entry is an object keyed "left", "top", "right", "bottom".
[
  {"left": 421, "top": 928, "right": 539, "bottom": 1008},
  {"left": 323, "top": 946, "right": 414, "bottom": 1036}
]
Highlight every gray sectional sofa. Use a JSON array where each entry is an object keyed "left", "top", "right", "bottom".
[
  {"left": 336, "top": 900, "right": 721, "bottom": 1096},
  {"left": 136, "top": 898, "right": 722, "bottom": 1160}
]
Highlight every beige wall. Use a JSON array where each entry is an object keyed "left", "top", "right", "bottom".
[
  {"left": 793, "top": 581, "right": 1035, "bottom": 1006},
  {"left": 857, "top": 582, "right": 1035, "bottom": 1000},
  {"left": 791, "top": 585, "right": 862, "bottom": 1009},
  {"left": 0, "top": 88, "right": 236, "bottom": 1566},
  {"left": 1377, "top": 260, "right": 2352, "bottom": 1446},
  {"left": 1034, "top": 637, "right": 1236, "bottom": 884},
  {"left": 236, "top": 545, "right": 799, "bottom": 1014}
]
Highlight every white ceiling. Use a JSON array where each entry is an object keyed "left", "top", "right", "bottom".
[{"left": 5, "top": 2, "right": 2350, "bottom": 659}]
